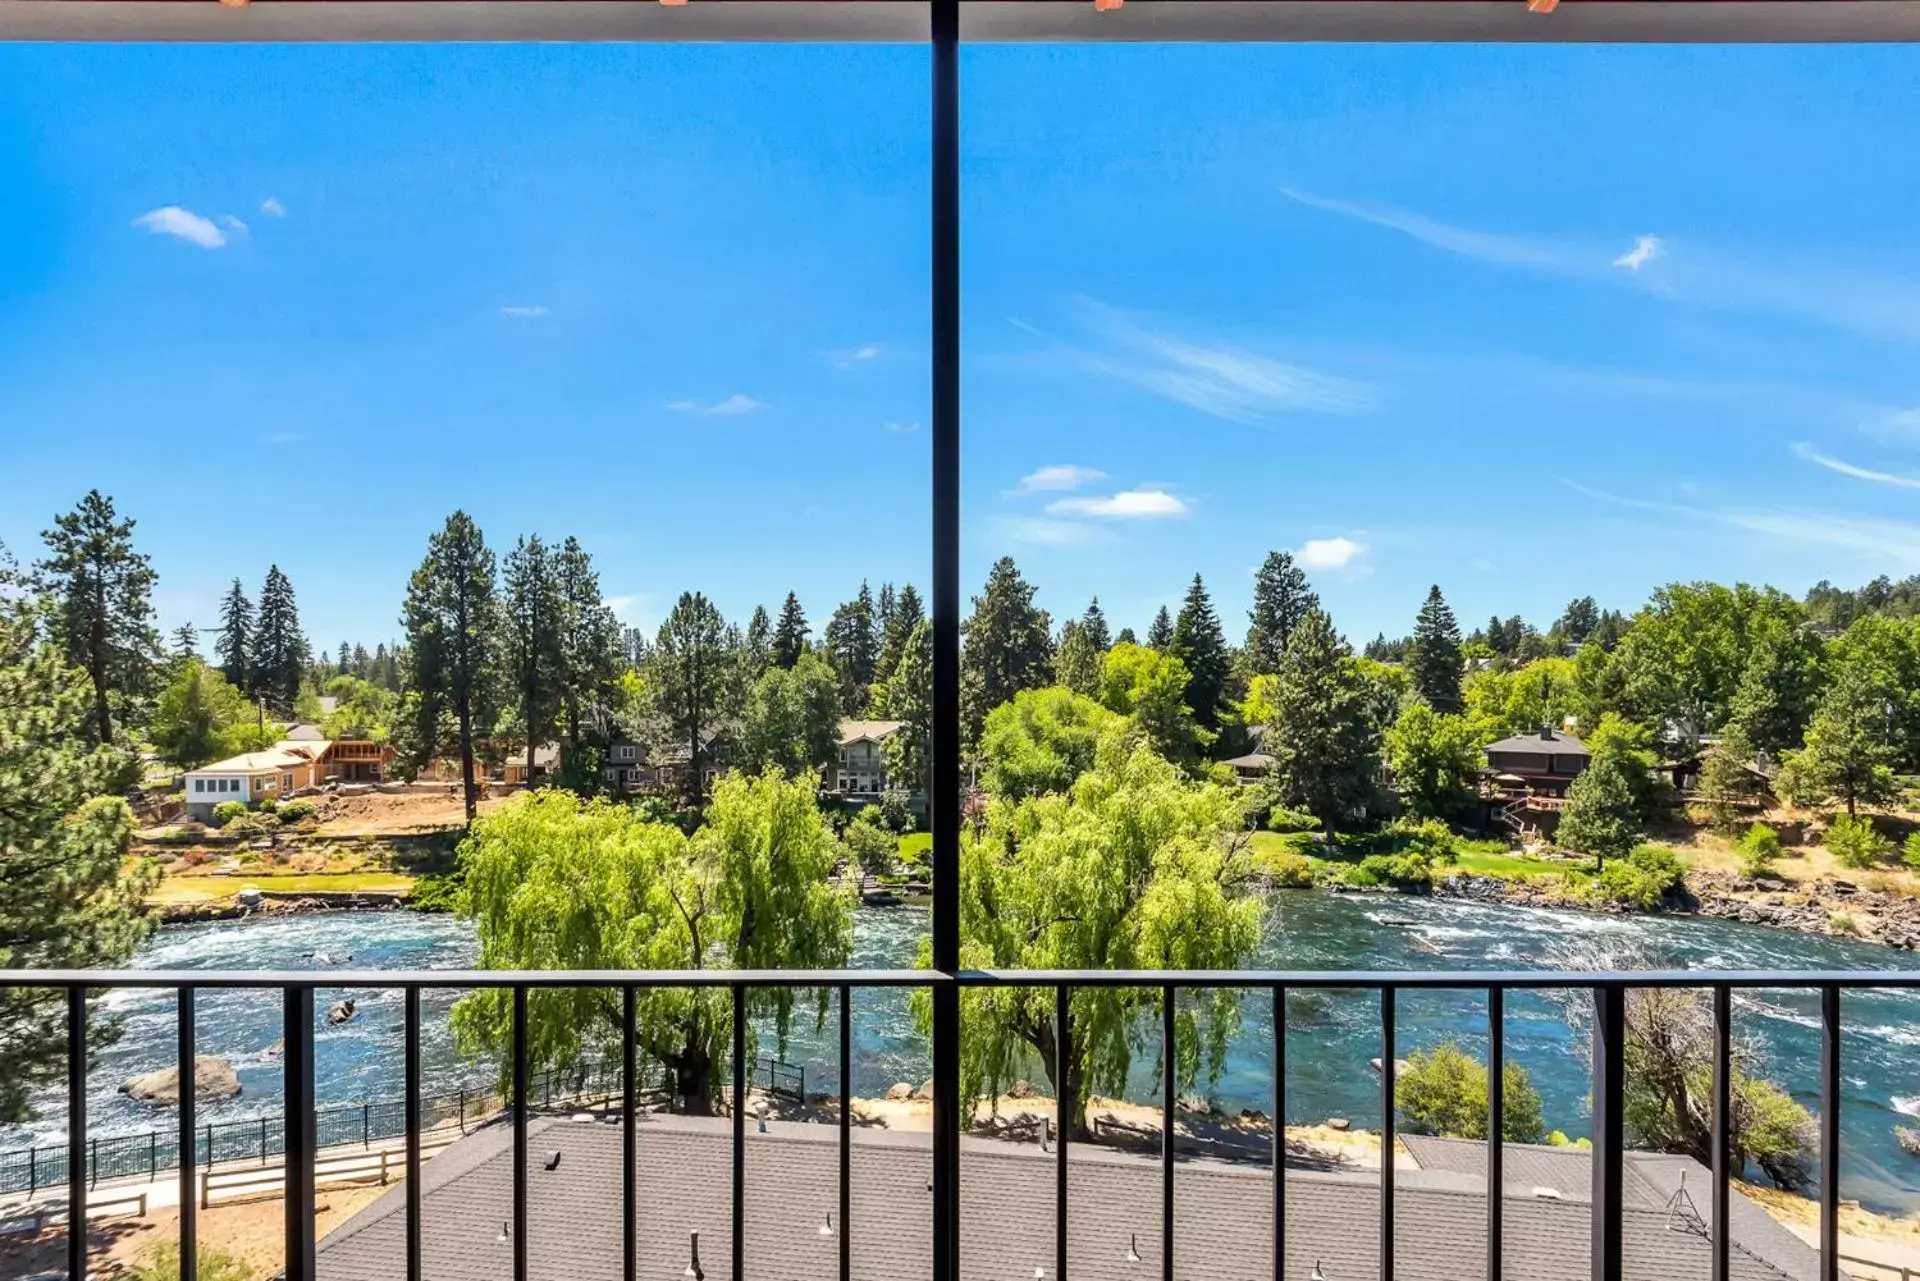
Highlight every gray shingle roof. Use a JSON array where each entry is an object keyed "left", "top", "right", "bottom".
[
  {"left": 1484, "top": 730, "right": 1590, "bottom": 758},
  {"left": 316, "top": 1116, "right": 1827, "bottom": 1281}
]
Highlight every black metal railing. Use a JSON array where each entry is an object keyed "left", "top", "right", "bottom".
[{"left": 4, "top": 966, "right": 1914, "bottom": 1281}]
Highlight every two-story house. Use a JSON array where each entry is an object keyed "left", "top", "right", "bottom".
[
  {"left": 827, "top": 720, "right": 904, "bottom": 798},
  {"left": 1482, "top": 727, "right": 1590, "bottom": 798}
]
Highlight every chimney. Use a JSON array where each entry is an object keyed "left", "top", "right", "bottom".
[{"left": 1540, "top": 724, "right": 1554, "bottom": 741}]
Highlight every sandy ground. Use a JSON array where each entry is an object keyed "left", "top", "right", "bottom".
[
  {"left": 308, "top": 788, "right": 514, "bottom": 838},
  {"left": 1669, "top": 808, "right": 1920, "bottom": 896}
]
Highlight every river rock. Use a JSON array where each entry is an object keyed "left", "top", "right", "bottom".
[
  {"left": 121, "top": 1055, "right": 241, "bottom": 1104},
  {"left": 914, "top": 1079, "right": 934, "bottom": 1101},
  {"left": 1008, "top": 1079, "right": 1036, "bottom": 1099},
  {"left": 887, "top": 1082, "right": 914, "bottom": 1101},
  {"left": 326, "top": 998, "right": 359, "bottom": 1026},
  {"left": 1325, "top": 1117, "right": 1350, "bottom": 1132}
]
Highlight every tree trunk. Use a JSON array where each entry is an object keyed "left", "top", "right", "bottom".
[
  {"left": 90, "top": 570, "right": 112, "bottom": 746},
  {"left": 662, "top": 1043, "right": 714, "bottom": 1116},
  {"left": 456, "top": 695, "right": 477, "bottom": 825}
]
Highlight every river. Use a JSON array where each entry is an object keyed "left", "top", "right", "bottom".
[{"left": 10, "top": 896, "right": 1920, "bottom": 1214}]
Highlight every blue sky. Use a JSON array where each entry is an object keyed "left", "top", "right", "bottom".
[{"left": 4, "top": 42, "right": 1920, "bottom": 653}]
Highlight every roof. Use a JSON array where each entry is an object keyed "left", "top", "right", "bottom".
[
  {"left": 1223, "top": 752, "right": 1274, "bottom": 771},
  {"left": 316, "top": 1116, "right": 1821, "bottom": 1281},
  {"left": 511, "top": 743, "right": 562, "bottom": 769},
  {"left": 185, "top": 740, "right": 329, "bottom": 776},
  {"left": 838, "top": 719, "right": 903, "bottom": 746},
  {"left": 284, "top": 722, "right": 328, "bottom": 741},
  {"left": 1484, "top": 730, "right": 1590, "bottom": 758}
]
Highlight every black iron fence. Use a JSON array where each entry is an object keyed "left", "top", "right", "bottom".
[{"left": 0, "top": 1050, "right": 804, "bottom": 1198}]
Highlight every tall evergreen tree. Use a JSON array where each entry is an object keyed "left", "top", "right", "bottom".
[
  {"left": 351, "top": 643, "right": 371, "bottom": 679},
  {"left": 503, "top": 534, "right": 565, "bottom": 782},
  {"left": 554, "top": 536, "right": 620, "bottom": 752},
  {"left": 1113, "top": 627, "right": 1138, "bottom": 647},
  {"left": 960, "top": 557, "right": 1053, "bottom": 741},
  {"left": 336, "top": 641, "right": 352, "bottom": 674},
  {"left": 215, "top": 578, "right": 252, "bottom": 692},
  {"left": 745, "top": 605, "right": 774, "bottom": 676},
  {"left": 648, "top": 591, "right": 729, "bottom": 805},
  {"left": 1409, "top": 585, "right": 1464, "bottom": 714},
  {"left": 1245, "top": 550, "right": 1319, "bottom": 674},
  {"left": 171, "top": 623, "right": 200, "bottom": 661},
  {"left": 1782, "top": 631, "right": 1902, "bottom": 816},
  {"left": 772, "top": 592, "right": 809, "bottom": 669},
  {"left": 1053, "top": 620, "right": 1103, "bottom": 698},
  {"left": 1556, "top": 596, "right": 1601, "bottom": 644},
  {"left": 825, "top": 581, "right": 880, "bottom": 714},
  {"left": 1262, "top": 608, "right": 1379, "bottom": 835},
  {"left": 252, "top": 565, "right": 308, "bottom": 713},
  {"left": 35, "top": 490, "right": 161, "bottom": 746},
  {"left": 875, "top": 583, "right": 926, "bottom": 691},
  {"left": 874, "top": 619, "right": 934, "bottom": 799},
  {"left": 876, "top": 584, "right": 896, "bottom": 648},
  {"left": 1146, "top": 606, "right": 1174, "bottom": 652},
  {"left": 1081, "top": 597, "right": 1112, "bottom": 652},
  {"left": 402, "top": 512, "right": 501, "bottom": 823},
  {"left": 1171, "top": 573, "right": 1231, "bottom": 731}
]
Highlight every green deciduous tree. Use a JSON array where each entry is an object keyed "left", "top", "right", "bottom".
[
  {"left": 453, "top": 778, "right": 853, "bottom": 1113},
  {"left": 1263, "top": 609, "right": 1380, "bottom": 836},
  {"left": 1409, "top": 585, "right": 1463, "bottom": 714},
  {"left": 1385, "top": 701, "right": 1481, "bottom": 821},
  {"left": 36, "top": 489, "right": 161, "bottom": 746},
  {"left": 402, "top": 512, "right": 501, "bottom": 823},
  {"left": 1609, "top": 583, "right": 1803, "bottom": 748},
  {"left": 149, "top": 658, "right": 275, "bottom": 768},
  {"left": 251, "top": 565, "right": 308, "bottom": 713},
  {"left": 979, "top": 687, "right": 1118, "bottom": 802},
  {"left": 1396, "top": 1042, "right": 1545, "bottom": 1143},
  {"left": 0, "top": 593, "right": 155, "bottom": 1124},
  {"left": 961, "top": 557, "right": 1053, "bottom": 742},
  {"left": 1778, "top": 624, "right": 1903, "bottom": 816},
  {"left": 1725, "top": 623, "right": 1824, "bottom": 758},
  {"left": 1098, "top": 641, "right": 1206, "bottom": 768},
  {"left": 1463, "top": 657, "right": 1579, "bottom": 743},
  {"left": 1171, "top": 573, "right": 1231, "bottom": 732},
  {"left": 772, "top": 592, "right": 809, "bottom": 670},
  {"left": 928, "top": 734, "right": 1261, "bottom": 1133},
  {"left": 736, "top": 650, "right": 842, "bottom": 778},
  {"left": 1245, "top": 550, "right": 1319, "bottom": 675}
]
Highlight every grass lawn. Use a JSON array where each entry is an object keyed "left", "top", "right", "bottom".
[
  {"left": 148, "top": 871, "right": 416, "bottom": 905},
  {"left": 1450, "top": 848, "right": 1560, "bottom": 879},
  {"left": 898, "top": 831, "right": 932, "bottom": 862}
]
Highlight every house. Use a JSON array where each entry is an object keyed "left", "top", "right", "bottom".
[
  {"left": 600, "top": 735, "right": 656, "bottom": 792},
  {"left": 1482, "top": 727, "right": 1590, "bottom": 798},
  {"left": 183, "top": 737, "right": 395, "bottom": 819},
  {"left": 599, "top": 729, "right": 732, "bottom": 795},
  {"left": 314, "top": 1115, "right": 1824, "bottom": 1281},
  {"left": 1223, "top": 725, "right": 1274, "bottom": 784},
  {"left": 503, "top": 743, "right": 562, "bottom": 786},
  {"left": 827, "top": 719, "right": 903, "bottom": 798}
]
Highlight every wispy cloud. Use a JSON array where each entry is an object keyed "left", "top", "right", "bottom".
[
  {"left": 1864, "top": 407, "right": 1920, "bottom": 445},
  {"left": 260, "top": 197, "right": 286, "bottom": 217},
  {"left": 1793, "top": 442, "right": 1920, "bottom": 490},
  {"left": 1566, "top": 479, "right": 1920, "bottom": 566},
  {"left": 831, "top": 344, "right": 881, "bottom": 369},
  {"left": 221, "top": 214, "right": 249, "bottom": 234},
  {"left": 1296, "top": 536, "right": 1369, "bottom": 571},
  {"left": 882, "top": 420, "right": 921, "bottom": 434},
  {"left": 1016, "top": 464, "right": 1106, "bottom": 494},
  {"left": 500, "top": 305, "right": 551, "bottom": 319},
  {"left": 667, "top": 394, "right": 768, "bottom": 416},
  {"left": 1613, "top": 235, "right": 1662, "bottom": 272},
  {"left": 1287, "top": 186, "right": 1920, "bottom": 343},
  {"left": 1072, "top": 299, "right": 1375, "bottom": 425},
  {"left": 132, "top": 206, "right": 227, "bottom": 249},
  {"left": 1046, "top": 488, "right": 1188, "bottom": 519},
  {"left": 988, "top": 516, "right": 1112, "bottom": 549}
]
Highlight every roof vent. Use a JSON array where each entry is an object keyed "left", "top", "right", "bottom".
[
  {"left": 1531, "top": 1186, "right": 1563, "bottom": 1200},
  {"left": 544, "top": 1150, "right": 562, "bottom": 1171}
]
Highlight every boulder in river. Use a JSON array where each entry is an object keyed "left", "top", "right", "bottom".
[
  {"left": 326, "top": 997, "right": 359, "bottom": 1026},
  {"left": 121, "top": 1055, "right": 241, "bottom": 1105}
]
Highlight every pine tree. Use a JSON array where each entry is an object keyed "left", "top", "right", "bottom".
[
  {"left": 1053, "top": 621, "right": 1103, "bottom": 698},
  {"left": 772, "top": 592, "right": 809, "bottom": 669},
  {"left": 875, "top": 583, "right": 925, "bottom": 691},
  {"left": 0, "top": 593, "right": 153, "bottom": 1124},
  {"left": 216, "top": 579, "right": 252, "bottom": 691},
  {"left": 1081, "top": 598, "right": 1112, "bottom": 652},
  {"left": 960, "top": 557, "right": 1053, "bottom": 741},
  {"left": 402, "top": 512, "right": 501, "bottom": 823},
  {"left": 1263, "top": 608, "right": 1379, "bottom": 836},
  {"left": 35, "top": 490, "right": 161, "bottom": 746},
  {"left": 1114, "top": 627, "right": 1139, "bottom": 647},
  {"left": 825, "top": 581, "right": 880, "bottom": 715},
  {"left": 874, "top": 619, "right": 934, "bottom": 798},
  {"left": 1782, "top": 642, "right": 1901, "bottom": 816},
  {"left": 1556, "top": 753, "right": 1640, "bottom": 869},
  {"left": 1171, "top": 574, "right": 1231, "bottom": 731},
  {"left": 554, "top": 536, "right": 620, "bottom": 753},
  {"left": 171, "top": 623, "right": 200, "bottom": 660},
  {"left": 876, "top": 584, "right": 896, "bottom": 648},
  {"left": 1556, "top": 596, "right": 1601, "bottom": 644},
  {"left": 648, "top": 591, "right": 728, "bottom": 806},
  {"left": 504, "top": 534, "right": 566, "bottom": 782},
  {"left": 1409, "top": 585, "right": 1464, "bottom": 714},
  {"left": 351, "top": 643, "right": 370, "bottom": 679},
  {"left": 251, "top": 565, "right": 308, "bottom": 712},
  {"left": 745, "top": 605, "right": 774, "bottom": 676},
  {"left": 1246, "top": 550, "right": 1319, "bottom": 674},
  {"left": 1146, "top": 606, "right": 1174, "bottom": 652},
  {"left": 336, "top": 641, "right": 352, "bottom": 674}
]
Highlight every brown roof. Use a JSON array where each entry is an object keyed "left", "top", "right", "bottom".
[
  {"left": 316, "top": 1115, "right": 1820, "bottom": 1281},
  {"left": 838, "top": 719, "right": 903, "bottom": 747},
  {"left": 185, "top": 741, "right": 329, "bottom": 776}
]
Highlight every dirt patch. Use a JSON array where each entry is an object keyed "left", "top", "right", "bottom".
[{"left": 310, "top": 788, "right": 514, "bottom": 838}]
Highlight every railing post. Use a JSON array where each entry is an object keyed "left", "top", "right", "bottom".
[
  {"left": 732, "top": 983, "right": 747, "bottom": 1281},
  {"left": 1590, "top": 984, "right": 1625, "bottom": 1281},
  {"left": 67, "top": 985, "right": 87, "bottom": 1281},
  {"left": 1821, "top": 984, "right": 1841, "bottom": 1281},
  {"left": 1162, "top": 984, "right": 1175, "bottom": 1281},
  {"left": 1381, "top": 987, "right": 1396, "bottom": 1281},
  {"left": 1488, "top": 986, "right": 1504, "bottom": 1281},
  {"left": 839, "top": 983, "right": 852, "bottom": 1281},
  {"left": 513, "top": 984, "right": 528, "bottom": 1281},
  {"left": 1712, "top": 985, "right": 1731, "bottom": 1281},
  {"left": 624, "top": 985, "right": 638, "bottom": 1281},
  {"left": 1273, "top": 985, "right": 1285, "bottom": 1281},
  {"left": 284, "top": 985, "right": 316, "bottom": 1281},
  {"left": 1055, "top": 983, "right": 1070, "bottom": 1281},
  {"left": 405, "top": 985, "right": 422, "bottom": 1281}
]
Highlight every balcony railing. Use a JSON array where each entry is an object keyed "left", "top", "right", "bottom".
[{"left": 3, "top": 966, "right": 1910, "bottom": 1281}]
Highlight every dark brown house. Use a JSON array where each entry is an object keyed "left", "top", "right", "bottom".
[{"left": 1482, "top": 727, "right": 1590, "bottom": 798}]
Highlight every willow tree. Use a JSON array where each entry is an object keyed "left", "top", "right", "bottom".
[
  {"left": 925, "top": 732, "right": 1262, "bottom": 1133},
  {"left": 453, "top": 772, "right": 854, "bottom": 1113}
]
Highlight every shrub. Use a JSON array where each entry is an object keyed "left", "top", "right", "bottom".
[
  {"left": 873, "top": 790, "right": 914, "bottom": 835},
  {"left": 1266, "top": 805, "right": 1321, "bottom": 835},
  {"left": 257, "top": 796, "right": 278, "bottom": 814},
  {"left": 129, "top": 1244, "right": 250, "bottom": 1281},
  {"left": 1828, "top": 911, "right": 1860, "bottom": 936},
  {"left": 1735, "top": 823, "right": 1783, "bottom": 879},
  {"left": 1903, "top": 831, "right": 1920, "bottom": 871},
  {"left": 1391, "top": 817, "right": 1459, "bottom": 865},
  {"left": 210, "top": 800, "right": 248, "bottom": 828},
  {"left": 278, "top": 798, "right": 317, "bottom": 823},
  {"left": 1265, "top": 851, "right": 1314, "bottom": 889},
  {"left": 1352, "top": 851, "right": 1432, "bottom": 888},
  {"left": 843, "top": 813, "right": 897, "bottom": 880},
  {"left": 1827, "top": 814, "right": 1894, "bottom": 870},
  {"left": 1595, "top": 844, "right": 1684, "bottom": 910},
  {"left": 1395, "top": 1041, "right": 1545, "bottom": 1143}
]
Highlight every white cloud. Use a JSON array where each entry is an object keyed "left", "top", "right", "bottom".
[
  {"left": 1074, "top": 299, "right": 1374, "bottom": 424},
  {"left": 1865, "top": 407, "right": 1920, "bottom": 444},
  {"left": 1016, "top": 464, "right": 1107, "bottom": 494},
  {"left": 500, "top": 305, "right": 551, "bottom": 318},
  {"left": 989, "top": 516, "right": 1111, "bottom": 549},
  {"left": 1613, "top": 234, "right": 1662, "bottom": 272},
  {"left": 260, "top": 197, "right": 286, "bottom": 217},
  {"left": 1295, "top": 536, "right": 1368, "bottom": 571},
  {"left": 221, "top": 214, "right": 249, "bottom": 234},
  {"left": 832, "top": 344, "right": 881, "bottom": 368},
  {"left": 1566, "top": 479, "right": 1920, "bottom": 567},
  {"left": 882, "top": 420, "right": 921, "bottom": 434},
  {"left": 131, "top": 206, "right": 227, "bottom": 249},
  {"left": 1046, "top": 488, "right": 1188, "bottom": 519},
  {"left": 667, "top": 394, "right": 768, "bottom": 416},
  {"left": 1793, "top": 442, "right": 1920, "bottom": 490}
]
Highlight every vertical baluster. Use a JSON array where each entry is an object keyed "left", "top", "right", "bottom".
[
  {"left": 1821, "top": 984, "right": 1841, "bottom": 1281},
  {"left": 732, "top": 983, "right": 747, "bottom": 1281},
  {"left": 1712, "top": 985, "right": 1730, "bottom": 1281},
  {"left": 1056, "top": 984, "right": 1070, "bottom": 1281},
  {"left": 67, "top": 986, "right": 86, "bottom": 1281},
  {"left": 405, "top": 986, "right": 422, "bottom": 1281},
  {"left": 284, "top": 986, "right": 316, "bottom": 1281},
  {"left": 1488, "top": 986, "right": 1503, "bottom": 1281},
  {"left": 1380, "top": 988, "right": 1395, "bottom": 1281},
  {"left": 625, "top": 985, "right": 638, "bottom": 1281},
  {"left": 1273, "top": 985, "right": 1285, "bottom": 1281},
  {"left": 839, "top": 983, "right": 851, "bottom": 1281},
  {"left": 513, "top": 985, "right": 528, "bottom": 1281},
  {"left": 178, "top": 987, "right": 197, "bottom": 1281},
  {"left": 1161, "top": 985, "right": 1175, "bottom": 1281},
  {"left": 1590, "top": 984, "right": 1625, "bottom": 1281}
]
